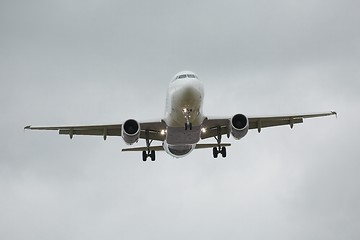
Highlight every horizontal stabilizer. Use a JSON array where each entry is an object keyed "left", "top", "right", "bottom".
[
  {"left": 195, "top": 143, "right": 231, "bottom": 149},
  {"left": 122, "top": 146, "right": 164, "bottom": 152},
  {"left": 121, "top": 143, "right": 231, "bottom": 152}
]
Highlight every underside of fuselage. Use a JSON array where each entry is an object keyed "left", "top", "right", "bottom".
[{"left": 163, "top": 71, "right": 205, "bottom": 157}]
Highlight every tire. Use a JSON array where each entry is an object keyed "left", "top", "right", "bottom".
[
  {"left": 142, "top": 151, "right": 147, "bottom": 161},
  {"left": 221, "top": 147, "right": 227, "bottom": 158},
  {"left": 213, "top": 147, "right": 218, "bottom": 158},
  {"left": 150, "top": 150, "right": 156, "bottom": 161}
]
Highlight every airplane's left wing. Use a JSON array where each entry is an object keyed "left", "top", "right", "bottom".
[
  {"left": 201, "top": 111, "right": 337, "bottom": 139},
  {"left": 247, "top": 111, "right": 337, "bottom": 133},
  {"left": 25, "top": 121, "right": 166, "bottom": 141}
]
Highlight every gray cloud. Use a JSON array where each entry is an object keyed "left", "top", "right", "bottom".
[{"left": 1, "top": 0, "right": 359, "bottom": 239}]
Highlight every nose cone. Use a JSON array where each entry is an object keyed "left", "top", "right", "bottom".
[
  {"left": 183, "top": 84, "right": 201, "bottom": 97},
  {"left": 175, "top": 80, "right": 203, "bottom": 105}
]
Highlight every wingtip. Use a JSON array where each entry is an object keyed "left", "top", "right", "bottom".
[
  {"left": 331, "top": 111, "right": 337, "bottom": 118},
  {"left": 24, "top": 125, "right": 31, "bottom": 130}
]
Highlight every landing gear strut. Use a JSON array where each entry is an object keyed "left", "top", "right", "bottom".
[
  {"left": 213, "top": 127, "right": 227, "bottom": 158},
  {"left": 142, "top": 130, "right": 156, "bottom": 161}
]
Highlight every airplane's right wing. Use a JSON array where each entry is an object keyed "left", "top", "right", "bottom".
[{"left": 25, "top": 121, "right": 167, "bottom": 141}]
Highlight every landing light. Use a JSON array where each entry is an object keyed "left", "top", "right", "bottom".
[
  {"left": 160, "top": 129, "right": 166, "bottom": 135},
  {"left": 201, "top": 128, "right": 206, "bottom": 133}
]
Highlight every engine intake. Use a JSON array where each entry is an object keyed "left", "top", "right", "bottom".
[
  {"left": 230, "top": 114, "right": 249, "bottom": 140},
  {"left": 122, "top": 119, "right": 140, "bottom": 144}
]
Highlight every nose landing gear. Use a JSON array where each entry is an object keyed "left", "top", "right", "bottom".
[
  {"left": 183, "top": 108, "right": 193, "bottom": 130},
  {"left": 185, "top": 122, "right": 193, "bottom": 130}
]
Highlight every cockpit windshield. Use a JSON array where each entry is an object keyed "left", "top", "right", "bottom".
[{"left": 174, "top": 74, "right": 198, "bottom": 80}]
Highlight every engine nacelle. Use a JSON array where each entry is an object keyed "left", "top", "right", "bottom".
[
  {"left": 122, "top": 119, "right": 140, "bottom": 145},
  {"left": 230, "top": 114, "right": 249, "bottom": 140}
]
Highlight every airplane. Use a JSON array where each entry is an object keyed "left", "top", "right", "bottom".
[{"left": 25, "top": 70, "right": 337, "bottom": 161}]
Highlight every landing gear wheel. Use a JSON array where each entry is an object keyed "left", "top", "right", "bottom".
[
  {"left": 221, "top": 147, "right": 227, "bottom": 158},
  {"left": 213, "top": 147, "right": 218, "bottom": 158},
  {"left": 142, "top": 151, "right": 147, "bottom": 161},
  {"left": 150, "top": 150, "right": 156, "bottom": 161},
  {"left": 213, "top": 147, "right": 227, "bottom": 158},
  {"left": 142, "top": 150, "right": 156, "bottom": 161}
]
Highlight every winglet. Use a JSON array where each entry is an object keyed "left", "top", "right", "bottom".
[
  {"left": 331, "top": 111, "right": 337, "bottom": 118},
  {"left": 24, "top": 125, "right": 31, "bottom": 130}
]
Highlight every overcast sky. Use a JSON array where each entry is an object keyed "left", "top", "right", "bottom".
[{"left": 1, "top": 0, "right": 359, "bottom": 239}]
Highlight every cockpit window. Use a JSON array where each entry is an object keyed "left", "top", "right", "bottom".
[{"left": 173, "top": 73, "right": 198, "bottom": 81}]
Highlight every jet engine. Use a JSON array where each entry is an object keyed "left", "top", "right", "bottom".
[
  {"left": 230, "top": 114, "right": 249, "bottom": 140},
  {"left": 122, "top": 119, "right": 140, "bottom": 144}
]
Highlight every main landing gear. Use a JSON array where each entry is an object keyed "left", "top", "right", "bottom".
[
  {"left": 142, "top": 150, "right": 155, "bottom": 161},
  {"left": 142, "top": 130, "right": 156, "bottom": 161},
  {"left": 213, "top": 146, "right": 226, "bottom": 158},
  {"left": 213, "top": 127, "right": 227, "bottom": 158}
]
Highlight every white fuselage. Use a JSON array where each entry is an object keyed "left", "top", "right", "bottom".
[{"left": 163, "top": 71, "right": 205, "bottom": 157}]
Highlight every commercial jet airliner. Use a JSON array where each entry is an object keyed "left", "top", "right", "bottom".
[{"left": 25, "top": 71, "right": 336, "bottom": 161}]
